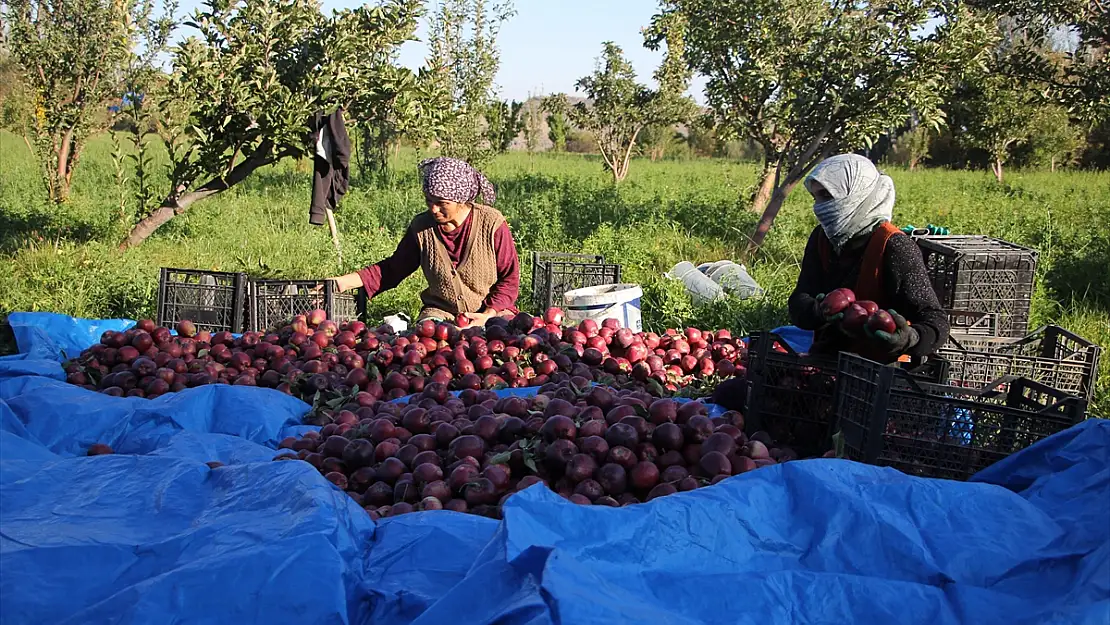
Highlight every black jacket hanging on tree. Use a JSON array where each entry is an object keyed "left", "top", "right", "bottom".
[{"left": 309, "top": 109, "right": 351, "bottom": 226}]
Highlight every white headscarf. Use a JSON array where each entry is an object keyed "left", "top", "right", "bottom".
[{"left": 805, "top": 154, "right": 895, "bottom": 252}]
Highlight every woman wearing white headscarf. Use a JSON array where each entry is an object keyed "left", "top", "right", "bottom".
[{"left": 788, "top": 154, "right": 948, "bottom": 362}]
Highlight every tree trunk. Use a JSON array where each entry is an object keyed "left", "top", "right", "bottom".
[
  {"left": 53, "top": 127, "right": 76, "bottom": 203},
  {"left": 1050, "top": 156, "right": 1056, "bottom": 173},
  {"left": 751, "top": 161, "right": 777, "bottom": 214},
  {"left": 909, "top": 157, "right": 918, "bottom": 172},
  {"left": 992, "top": 159, "right": 1003, "bottom": 183},
  {"left": 747, "top": 177, "right": 803, "bottom": 255},
  {"left": 120, "top": 144, "right": 282, "bottom": 249}
]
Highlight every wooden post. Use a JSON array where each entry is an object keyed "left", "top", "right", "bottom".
[{"left": 325, "top": 208, "right": 343, "bottom": 264}]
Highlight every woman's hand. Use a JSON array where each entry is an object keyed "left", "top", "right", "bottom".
[
  {"left": 458, "top": 310, "right": 494, "bottom": 329},
  {"left": 866, "top": 310, "right": 919, "bottom": 355},
  {"left": 328, "top": 273, "right": 362, "bottom": 293}
]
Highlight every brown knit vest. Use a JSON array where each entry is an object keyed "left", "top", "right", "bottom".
[{"left": 412, "top": 204, "right": 505, "bottom": 320}]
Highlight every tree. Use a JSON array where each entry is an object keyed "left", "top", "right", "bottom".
[
  {"left": 522, "top": 94, "right": 542, "bottom": 153},
  {"left": 543, "top": 96, "right": 569, "bottom": 152},
  {"left": 970, "top": 0, "right": 1109, "bottom": 125},
  {"left": 1025, "top": 105, "right": 1087, "bottom": 171},
  {"left": 425, "top": 0, "right": 515, "bottom": 165},
  {"left": 0, "top": 46, "right": 33, "bottom": 135},
  {"left": 485, "top": 99, "right": 524, "bottom": 152},
  {"left": 556, "top": 39, "right": 694, "bottom": 182},
  {"left": 6, "top": 0, "right": 166, "bottom": 203},
  {"left": 357, "top": 64, "right": 451, "bottom": 184},
  {"left": 1022, "top": 104, "right": 1086, "bottom": 171},
  {"left": 648, "top": 0, "right": 992, "bottom": 251},
  {"left": 898, "top": 125, "right": 934, "bottom": 171},
  {"left": 952, "top": 67, "right": 1040, "bottom": 182},
  {"left": 120, "top": 0, "right": 422, "bottom": 248},
  {"left": 637, "top": 124, "right": 677, "bottom": 161}
]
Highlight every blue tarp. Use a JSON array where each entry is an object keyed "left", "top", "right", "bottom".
[{"left": 1, "top": 312, "right": 1107, "bottom": 624}]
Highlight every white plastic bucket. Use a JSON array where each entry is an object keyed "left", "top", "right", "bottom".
[
  {"left": 669, "top": 261, "right": 724, "bottom": 304},
  {"left": 563, "top": 283, "right": 644, "bottom": 332}
]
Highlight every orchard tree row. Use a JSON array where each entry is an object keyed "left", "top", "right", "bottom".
[{"left": 1, "top": 0, "right": 1106, "bottom": 250}]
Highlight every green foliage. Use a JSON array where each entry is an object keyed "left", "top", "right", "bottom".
[
  {"left": 555, "top": 40, "right": 695, "bottom": 182},
  {"left": 969, "top": 0, "right": 1109, "bottom": 124},
  {"left": 116, "top": 0, "right": 422, "bottom": 247},
  {"left": 898, "top": 126, "right": 934, "bottom": 171},
  {"left": 0, "top": 49, "right": 33, "bottom": 135},
  {"left": 486, "top": 99, "right": 524, "bottom": 153},
  {"left": 637, "top": 124, "right": 680, "bottom": 161},
  {"left": 166, "top": 0, "right": 419, "bottom": 193},
  {"left": 522, "top": 96, "right": 543, "bottom": 153},
  {"left": 956, "top": 74, "right": 1038, "bottom": 181},
  {"left": 543, "top": 97, "right": 569, "bottom": 152},
  {"left": 1021, "top": 103, "right": 1087, "bottom": 171},
  {"left": 425, "top": 0, "right": 515, "bottom": 166},
  {"left": 650, "top": 0, "right": 995, "bottom": 247},
  {"left": 5, "top": 0, "right": 163, "bottom": 204}
]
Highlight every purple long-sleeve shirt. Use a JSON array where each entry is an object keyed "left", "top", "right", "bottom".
[{"left": 357, "top": 210, "right": 520, "bottom": 312}]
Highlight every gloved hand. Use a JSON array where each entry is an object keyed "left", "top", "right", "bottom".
[
  {"left": 865, "top": 309, "right": 919, "bottom": 355},
  {"left": 814, "top": 293, "right": 844, "bottom": 325}
]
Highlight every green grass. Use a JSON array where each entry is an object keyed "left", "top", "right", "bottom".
[{"left": 1, "top": 131, "right": 1108, "bottom": 415}]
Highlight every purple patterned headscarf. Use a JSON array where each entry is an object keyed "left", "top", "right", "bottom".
[{"left": 418, "top": 157, "right": 497, "bottom": 205}]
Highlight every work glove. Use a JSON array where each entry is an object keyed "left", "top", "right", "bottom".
[
  {"left": 865, "top": 310, "right": 920, "bottom": 355},
  {"left": 901, "top": 224, "right": 950, "bottom": 236},
  {"left": 813, "top": 293, "right": 844, "bottom": 325},
  {"left": 814, "top": 293, "right": 856, "bottom": 338}
]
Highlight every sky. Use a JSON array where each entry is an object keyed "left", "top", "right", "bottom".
[{"left": 174, "top": 0, "right": 707, "bottom": 103}]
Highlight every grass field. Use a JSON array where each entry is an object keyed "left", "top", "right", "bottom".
[{"left": 1, "top": 131, "right": 1108, "bottom": 415}]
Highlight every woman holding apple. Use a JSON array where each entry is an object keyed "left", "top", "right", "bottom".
[
  {"left": 787, "top": 154, "right": 949, "bottom": 363},
  {"left": 329, "top": 157, "right": 520, "bottom": 328}
]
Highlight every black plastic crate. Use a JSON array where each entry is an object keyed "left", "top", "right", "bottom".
[
  {"left": 531, "top": 252, "right": 622, "bottom": 312},
  {"left": 157, "top": 268, "right": 247, "bottom": 333},
  {"left": 835, "top": 352, "right": 1087, "bottom": 480},
  {"left": 247, "top": 279, "right": 364, "bottom": 332},
  {"left": 946, "top": 309, "right": 1000, "bottom": 337},
  {"left": 746, "top": 333, "right": 949, "bottom": 457},
  {"left": 937, "top": 325, "right": 1101, "bottom": 400},
  {"left": 745, "top": 333, "right": 842, "bottom": 457},
  {"left": 916, "top": 235, "right": 1038, "bottom": 337}
]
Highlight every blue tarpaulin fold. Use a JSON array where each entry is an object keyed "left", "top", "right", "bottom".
[{"left": 1, "top": 312, "right": 1107, "bottom": 625}]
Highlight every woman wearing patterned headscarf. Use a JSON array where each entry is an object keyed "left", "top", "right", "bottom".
[
  {"left": 787, "top": 154, "right": 948, "bottom": 362},
  {"left": 330, "top": 157, "right": 520, "bottom": 326}
]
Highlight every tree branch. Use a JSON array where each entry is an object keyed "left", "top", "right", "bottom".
[{"left": 120, "top": 142, "right": 285, "bottom": 248}]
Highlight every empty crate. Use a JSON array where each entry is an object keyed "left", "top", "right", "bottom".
[
  {"left": 248, "top": 279, "right": 363, "bottom": 332},
  {"left": 946, "top": 310, "right": 1000, "bottom": 337},
  {"left": 937, "top": 325, "right": 1101, "bottom": 400},
  {"left": 835, "top": 352, "right": 1087, "bottom": 480},
  {"left": 157, "top": 268, "right": 247, "bottom": 333},
  {"left": 531, "top": 252, "right": 622, "bottom": 312},
  {"left": 916, "top": 235, "right": 1038, "bottom": 337}
]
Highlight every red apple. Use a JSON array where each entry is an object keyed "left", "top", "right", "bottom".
[
  {"left": 841, "top": 303, "right": 870, "bottom": 333},
  {"left": 544, "top": 307, "right": 564, "bottom": 326},
  {"left": 417, "top": 319, "right": 436, "bottom": 338},
  {"left": 820, "top": 288, "right": 856, "bottom": 316},
  {"left": 307, "top": 309, "right": 327, "bottom": 327},
  {"left": 857, "top": 300, "right": 880, "bottom": 315},
  {"left": 867, "top": 310, "right": 897, "bottom": 334}
]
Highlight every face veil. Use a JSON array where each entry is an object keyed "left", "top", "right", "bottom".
[{"left": 805, "top": 154, "right": 895, "bottom": 252}]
